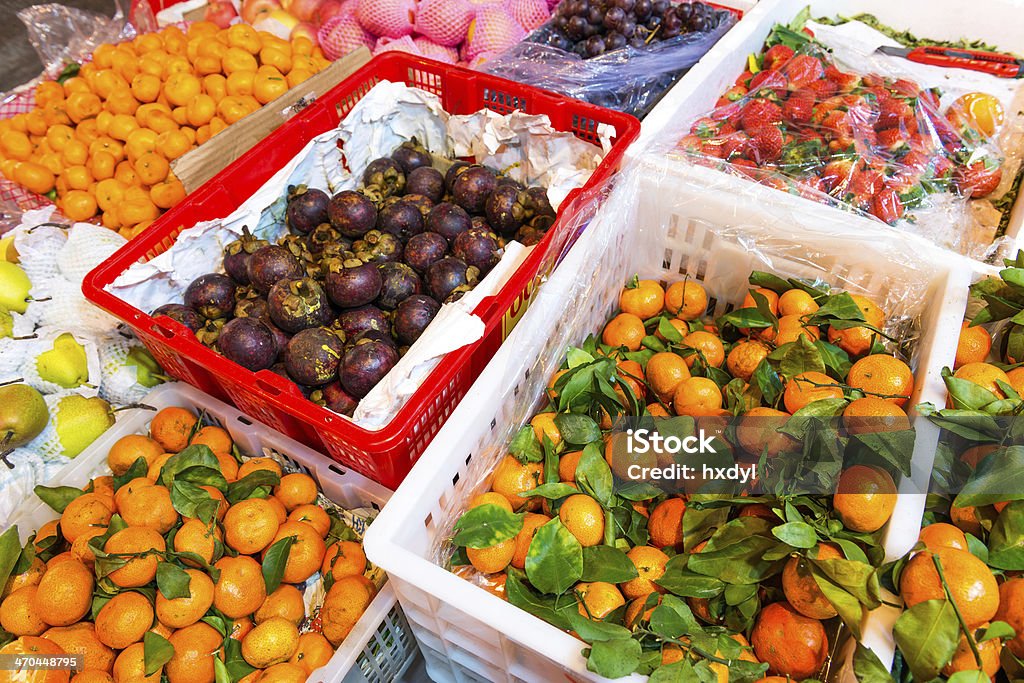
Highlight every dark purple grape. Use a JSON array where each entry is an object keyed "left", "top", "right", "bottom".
[
  {"left": 634, "top": 0, "right": 651, "bottom": 19},
  {"left": 553, "top": 15, "right": 569, "bottom": 32},
  {"left": 629, "top": 36, "right": 646, "bottom": 48},
  {"left": 606, "top": 32, "right": 627, "bottom": 50},
  {"left": 675, "top": 2, "right": 694, "bottom": 20},
  {"left": 603, "top": 7, "right": 625, "bottom": 30},
  {"left": 652, "top": 0, "right": 670, "bottom": 14},
  {"left": 566, "top": 15, "right": 587, "bottom": 39},
  {"left": 614, "top": 0, "right": 634, "bottom": 10},
  {"left": 585, "top": 35, "right": 606, "bottom": 57},
  {"left": 621, "top": 20, "right": 636, "bottom": 38},
  {"left": 690, "top": 16, "right": 708, "bottom": 31},
  {"left": 587, "top": 6, "right": 603, "bottom": 24}
]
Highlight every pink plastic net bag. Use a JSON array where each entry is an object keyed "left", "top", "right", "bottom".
[
  {"left": 505, "top": 0, "right": 550, "bottom": 33},
  {"left": 318, "top": 13, "right": 374, "bottom": 60},
  {"left": 355, "top": 0, "right": 416, "bottom": 39},
  {"left": 413, "top": 38, "right": 460, "bottom": 64},
  {"left": 414, "top": 0, "right": 474, "bottom": 48},
  {"left": 373, "top": 35, "right": 420, "bottom": 56},
  {"left": 464, "top": 6, "right": 526, "bottom": 60}
]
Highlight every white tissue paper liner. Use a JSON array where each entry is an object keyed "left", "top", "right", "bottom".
[{"left": 104, "top": 81, "right": 611, "bottom": 428}]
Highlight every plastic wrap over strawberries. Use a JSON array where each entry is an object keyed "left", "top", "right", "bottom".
[
  {"left": 668, "top": 37, "right": 1008, "bottom": 258},
  {"left": 482, "top": 2, "right": 736, "bottom": 118}
]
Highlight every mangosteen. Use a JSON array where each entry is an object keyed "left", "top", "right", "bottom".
[
  {"left": 426, "top": 203, "right": 472, "bottom": 245},
  {"left": 267, "top": 277, "right": 333, "bottom": 333},
  {"left": 522, "top": 186, "right": 556, "bottom": 219},
  {"left": 286, "top": 186, "right": 330, "bottom": 234},
  {"left": 393, "top": 294, "right": 440, "bottom": 345},
  {"left": 496, "top": 175, "right": 525, "bottom": 191},
  {"left": 404, "top": 232, "right": 448, "bottom": 273},
  {"left": 223, "top": 227, "right": 268, "bottom": 285},
  {"left": 196, "top": 318, "right": 225, "bottom": 347},
  {"left": 471, "top": 216, "right": 490, "bottom": 231},
  {"left": 445, "top": 160, "right": 470, "bottom": 193},
  {"left": 185, "top": 273, "right": 237, "bottom": 319},
  {"left": 152, "top": 303, "right": 204, "bottom": 333},
  {"left": 454, "top": 228, "right": 503, "bottom": 275},
  {"left": 352, "top": 328, "right": 398, "bottom": 350},
  {"left": 362, "top": 157, "right": 406, "bottom": 198},
  {"left": 403, "top": 194, "right": 435, "bottom": 219},
  {"left": 340, "top": 339, "right": 400, "bottom": 398},
  {"left": 247, "top": 245, "right": 304, "bottom": 294},
  {"left": 325, "top": 261, "right": 383, "bottom": 308},
  {"left": 515, "top": 225, "right": 547, "bottom": 247},
  {"left": 452, "top": 165, "right": 498, "bottom": 214},
  {"left": 376, "top": 262, "right": 422, "bottom": 310},
  {"left": 307, "top": 224, "right": 341, "bottom": 254},
  {"left": 328, "top": 191, "right": 378, "bottom": 239},
  {"left": 265, "top": 322, "right": 292, "bottom": 356},
  {"left": 284, "top": 327, "right": 345, "bottom": 386},
  {"left": 391, "top": 139, "right": 433, "bottom": 174},
  {"left": 338, "top": 305, "right": 389, "bottom": 339},
  {"left": 234, "top": 297, "right": 269, "bottom": 320},
  {"left": 405, "top": 167, "right": 444, "bottom": 203},
  {"left": 353, "top": 230, "right": 402, "bottom": 263},
  {"left": 426, "top": 257, "right": 478, "bottom": 302},
  {"left": 218, "top": 317, "right": 278, "bottom": 371},
  {"left": 313, "top": 380, "right": 359, "bottom": 416},
  {"left": 278, "top": 234, "right": 314, "bottom": 266},
  {"left": 377, "top": 199, "right": 424, "bottom": 241},
  {"left": 485, "top": 184, "right": 525, "bottom": 235}
]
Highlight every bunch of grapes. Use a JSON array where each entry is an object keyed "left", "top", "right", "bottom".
[{"left": 548, "top": 0, "right": 723, "bottom": 58}]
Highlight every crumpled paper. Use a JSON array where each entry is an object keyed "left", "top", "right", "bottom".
[{"left": 105, "top": 80, "right": 610, "bottom": 428}]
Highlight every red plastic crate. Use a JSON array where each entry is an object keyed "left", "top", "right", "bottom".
[{"left": 83, "top": 53, "right": 639, "bottom": 489}]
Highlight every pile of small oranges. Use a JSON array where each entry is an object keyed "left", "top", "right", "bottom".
[
  {"left": 0, "top": 405, "right": 375, "bottom": 683},
  {"left": 0, "top": 21, "right": 330, "bottom": 237}
]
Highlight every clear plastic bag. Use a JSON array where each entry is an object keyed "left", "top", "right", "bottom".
[
  {"left": 661, "top": 23, "right": 1015, "bottom": 260},
  {"left": 482, "top": 4, "right": 736, "bottom": 118},
  {"left": 16, "top": 0, "right": 151, "bottom": 81}
]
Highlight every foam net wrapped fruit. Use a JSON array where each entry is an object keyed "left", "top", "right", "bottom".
[
  {"left": 0, "top": 403, "right": 381, "bottom": 683},
  {"left": 670, "top": 22, "right": 1005, "bottom": 248},
  {"left": 0, "top": 21, "right": 331, "bottom": 237},
  {"left": 445, "top": 271, "right": 922, "bottom": 681}
]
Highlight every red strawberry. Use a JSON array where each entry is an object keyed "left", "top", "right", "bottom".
[
  {"left": 748, "top": 70, "right": 788, "bottom": 98},
  {"left": 876, "top": 128, "right": 907, "bottom": 152},
  {"left": 723, "top": 85, "right": 749, "bottom": 102},
  {"left": 763, "top": 44, "right": 795, "bottom": 71},
  {"left": 864, "top": 86, "right": 891, "bottom": 105},
  {"left": 891, "top": 78, "right": 920, "bottom": 99},
  {"left": 730, "top": 158, "right": 760, "bottom": 178},
  {"left": 736, "top": 71, "right": 755, "bottom": 87},
  {"left": 719, "top": 121, "right": 738, "bottom": 136},
  {"left": 711, "top": 101, "right": 743, "bottom": 122},
  {"left": 721, "top": 132, "right": 751, "bottom": 159},
  {"left": 799, "top": 175, "right": 826, "bottom": 196},
  {"left": 749, "top": 125, "right": 783, "bottom": 162},
  {"left": 820, "top": 110, "right": 853, "bottom": 140},
  {"left": 877, "top": 98, "right": 912, "bottom": 130},
  {"left": 820, "top": 158, "right": 855, "bottom": 193},
  {"left": 692, "top": 117, "right": 721, "bottom": 138},
  {"left": 955, "top": 161, "right": 1003, "bottom": 198},
  {"left": 824, "top": 65, "right": 859, "bottom": 93},
  {"left": 931, "top": 155, "right": 954, "bottom": 180},
  {"left": 678, "top": 134, "right": 703, "bottom": 153},
  {"left": 807, "top": 79, "right": 837, "bottom": 99},
  {"left": 848, "top": 167, "right": 884, "bottom": 197},
  {"left": 862, "top": 73, "right": 884, "bottom": 88},
  {"left": 783, "top": 54, "right": 825, "bottom": 90},
  {"left": 701, "top": 140, "right": 725, "bottom": 159},
  {"left": 760, "top": 175, "right": 790, "bottom": 192},
  {"left": 782, "top": 90, "right": 815, "bottom": 123},
  {"left": 870, "top": 187, "right": 905, "bottom": 223},
  {"left": 739, "top": 99, "right": 783, "bottom": 132}
]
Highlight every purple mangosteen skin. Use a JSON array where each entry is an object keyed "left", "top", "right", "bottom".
[
  {"left": 338, "top": 305, "right": 390, "bottom": 339},
  {"left": 452, "top": 165, "right": 498, "bottom": 214},
  {"left": 425, "top": 256, "right": 471, "bottom": 302},
  {"left": 184, "top": 273, "right": 237, "bottom": 319},
  {"left": 325, "top": 262, "right": 383, "bottom": 309},
  {"left": 319, "top": 380, "right": 359, "bottom": 416},
  {"left": 445, "top": 160, "right": 470, "bottom": 193},
  {"left": 328, "top": 191, "right": 378, "bottom": 239},
  {"left": 267, "top": 277, "right": 334, "bottom": 333},
  {"left": 393, "top": 294, "right": 441, "bottom": 345},
  {"left": 377, "top": 199, "right": 424, "bottom": 241},
  {"left": 376, "top": 262, "right": 422, "bottom": 310},
  {"left": 391, "top": 143, "right": 433, "bottom": 175},
  {"left": 405, "top": 167, "right": 445, "bottom": 203},
  {"left": 454, "top": 228, "right": 503, "bottom": 275},
  {"left": 218, "top": 317, "right": 278, "bottom": 371},
  {"left": 152, "top": 303, "right": 204, "bottom": 333},
  {"left": 485, "top": 184, "right": 523, "bottom": 235},
  {"left": 247, "top": 245, "right": 304, "bottom": 294},
  {"left": 404, "top": 232, "right": 449, "bottom": 273},
  {"left": 287, "top": 187, "right": 331, "bottom": 234},
  {"left": 426, "top": 203, "right": 472, "bottom": 245},
  {"left": 340, "top": 340, "right": 400, "bottom": 398},
  {"left": 283, "top": 327, "right": 344, "bottom": 386}
]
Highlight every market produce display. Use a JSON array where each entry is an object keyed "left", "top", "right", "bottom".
[
  {"left": 446, "top": 272, "right": 918, "bottom": 680},
  {"left": 673, "top": 14, "right": 1009, "bottom": 238},
  {"left": 152, "top": 140, "right": 556, "bottom": 414},
  {"left": 0, "top": 22, "right": 330, "bottom": 234},
  {"left": 881, "top": 256, "right": 1024, "bottom": 682},
  {"left": 0, "top": 403, "right": 380, "bottom": 683},
  {"left": 0, "top": 213, "right": 166, "bottom": 521}
]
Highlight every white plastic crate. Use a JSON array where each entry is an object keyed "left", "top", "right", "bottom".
[
  {"left": 632, "top": 0, "right": 1024, "bottom": 260},
  {"left": 4, "top": 383, "right": 418, "bottom": 683},
  {"left": 363, "top": 163, "right": 971, "bottom": 683}
]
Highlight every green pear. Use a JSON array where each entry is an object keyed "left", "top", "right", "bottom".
[
  {"left": 0, "top": 262, "right": 30, "bottom": 313},
  {"left": 0, "top": 307, "right": 11, "bottom": 338},
  {"left": 126, "top": 346, "right": 163, "bottom": 388},
  {"left": 53, "top": 394, "right": 114, "bottom": 458},
  {"left": 36, "top": 333, "right": 89, "bottom": 388},
  {"left": 0, "top": 383, "right": 48, "bottom": 449}
]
